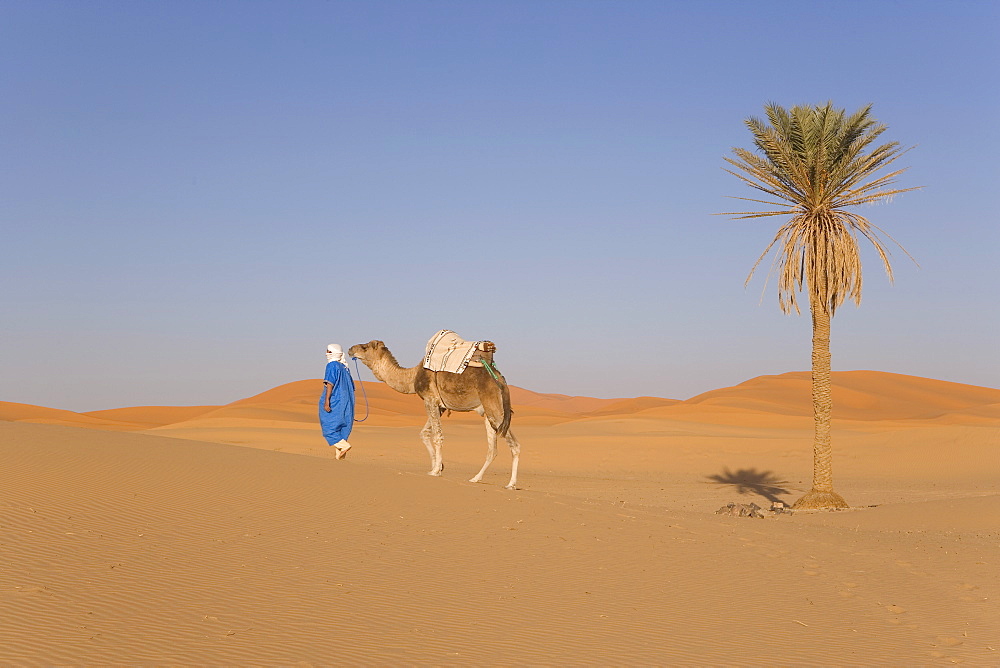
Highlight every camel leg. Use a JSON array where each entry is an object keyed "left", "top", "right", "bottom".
[
  {"left": 420, "top": 403, "right": 445, "bottom": 476},
  {"left": 469, "top": 409, "right": 498, "bottom": 484},
  {"left": 504, "top": 430, "right": 521, "bottom": 489},
  {"left": 419, "top": 419, "right": 437, "bottom": 474}
]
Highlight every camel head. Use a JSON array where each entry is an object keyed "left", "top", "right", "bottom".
[{"left": 348, "top": 340, "right": 386, "bottom": 366}]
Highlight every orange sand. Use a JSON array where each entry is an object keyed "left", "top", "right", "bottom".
[{"left": 2, "top": 370, "right": 998, "bottom": 664}]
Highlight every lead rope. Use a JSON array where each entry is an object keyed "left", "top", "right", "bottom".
[
  {"left": 351, "top": 357, "right": 370, "bottom": 422},
  {"left": 481, "top": 359, "right": 503, "bottom": 386}
]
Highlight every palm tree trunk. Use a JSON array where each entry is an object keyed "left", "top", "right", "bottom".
[{"left": 793, "top": 303, "right": 849, "bottom": 510}]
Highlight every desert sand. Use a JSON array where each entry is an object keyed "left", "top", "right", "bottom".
[{"left": 2, "top": 370, "right": 998, "bottom": 665}]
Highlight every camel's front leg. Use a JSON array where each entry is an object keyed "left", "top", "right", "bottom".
[
  {"left": 420, "top": 402, "right": 445, "bottom": 476},
  {"left": 469, "top": 410, "right": 498, "bottom": 484}
]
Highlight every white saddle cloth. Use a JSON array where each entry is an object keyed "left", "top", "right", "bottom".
[{"left": 423, "top": 329, "right": 487, "bottom": 374}]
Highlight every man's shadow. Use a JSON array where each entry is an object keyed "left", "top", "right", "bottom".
[{"left": 705, "top": 467, "right": 792, "bottom": 504}]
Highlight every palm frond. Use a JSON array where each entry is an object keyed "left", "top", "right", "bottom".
[{"left": 723, "top": 102, "right": 919, "bottom": 314}]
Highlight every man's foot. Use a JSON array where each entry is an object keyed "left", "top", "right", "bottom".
[{"left": 335, "top": 442, "right": 352, "bottom": 460}]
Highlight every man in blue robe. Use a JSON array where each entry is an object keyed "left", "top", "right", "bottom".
[{"left": 320, "top": 343, "right": 355, "bottom": 459}]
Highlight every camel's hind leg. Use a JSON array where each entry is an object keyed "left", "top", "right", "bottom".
[
  {"left": 503, "top": 430, "right": 521, "bottom": 489},
  {"left": 469, "top": 407, "right": 520, "bottom": 489},
  {"left": 469, "top": 408, "right": 499, "bottom": 484},
  {"left": 420, "top": 403, "right": 445, "bottom": 476}
]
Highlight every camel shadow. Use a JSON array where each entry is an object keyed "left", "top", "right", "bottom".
[{"left": 705, "top": 467, "right": 792, "bottom": 504}]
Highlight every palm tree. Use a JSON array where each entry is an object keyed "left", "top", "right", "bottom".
[{"left": 723, "top": 102, "right": 917, "bottom": 510}]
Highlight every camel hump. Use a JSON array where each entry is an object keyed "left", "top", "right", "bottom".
[{"left": 424, "top": 329, "right": 496, "bottom": 374}]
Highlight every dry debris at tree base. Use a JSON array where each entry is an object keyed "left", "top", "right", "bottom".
[{"left": 715, "top": 501, "right": 791, "bottom": 518}]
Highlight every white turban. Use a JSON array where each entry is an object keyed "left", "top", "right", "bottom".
[{"left": 326, "top": 343, "right": 348, "bottom": 366}]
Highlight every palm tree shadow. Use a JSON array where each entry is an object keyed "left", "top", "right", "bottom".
[{"left": 706, "top": 467, "right": 792, "bottom": 504}]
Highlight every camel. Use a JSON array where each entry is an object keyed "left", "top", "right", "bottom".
[{"left": 347, "top": 339, "right": 521, "bottom": 489}]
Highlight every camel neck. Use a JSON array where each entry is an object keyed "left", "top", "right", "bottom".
[{"left": 369, "top": 353, "right": 420, "bottom": 394}]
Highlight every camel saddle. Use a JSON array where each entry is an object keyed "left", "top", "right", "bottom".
[{"left": 423, "top": 329, "right": 496, "bottom": 374}]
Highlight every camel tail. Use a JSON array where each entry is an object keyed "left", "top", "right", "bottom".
[{"left": 496, "top": 374, "right": 512, "bottom": 437}]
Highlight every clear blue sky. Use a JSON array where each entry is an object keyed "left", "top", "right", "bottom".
[{"left": 2, "top": 0, "right": 998, "bottom": 411}]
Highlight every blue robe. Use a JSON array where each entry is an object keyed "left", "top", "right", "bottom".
[{"left": 319, "top": 361, "right": 355, "bottom": 445}]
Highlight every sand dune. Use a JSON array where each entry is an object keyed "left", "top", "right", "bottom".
[
  {"left": 2, "top": 419, "right": 997, "bottom": 665},
  {"left": 684, "top": 370, "right": 1000, "bottom": 422},
  {"left": 82, "top": 405, "right": 220, "bottom": 428},
  {"left": 2, "top": 370, "right": 998, "bottom": 664},
  {"left": 8, "top": 369, "right": 996, "bottom": 431},
  {"left": 507, "top": 386, "right": 629, "bottom": 413},
  {"left": 581, "top": 395, "right": 681, "bottom": 416},
  {"left": 0, "top": 401, "right": 142, "bottom": 431}
]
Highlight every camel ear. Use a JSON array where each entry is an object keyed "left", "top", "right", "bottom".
[{"left": 370, "top": 340, "right": 384, "bottom": 349}]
